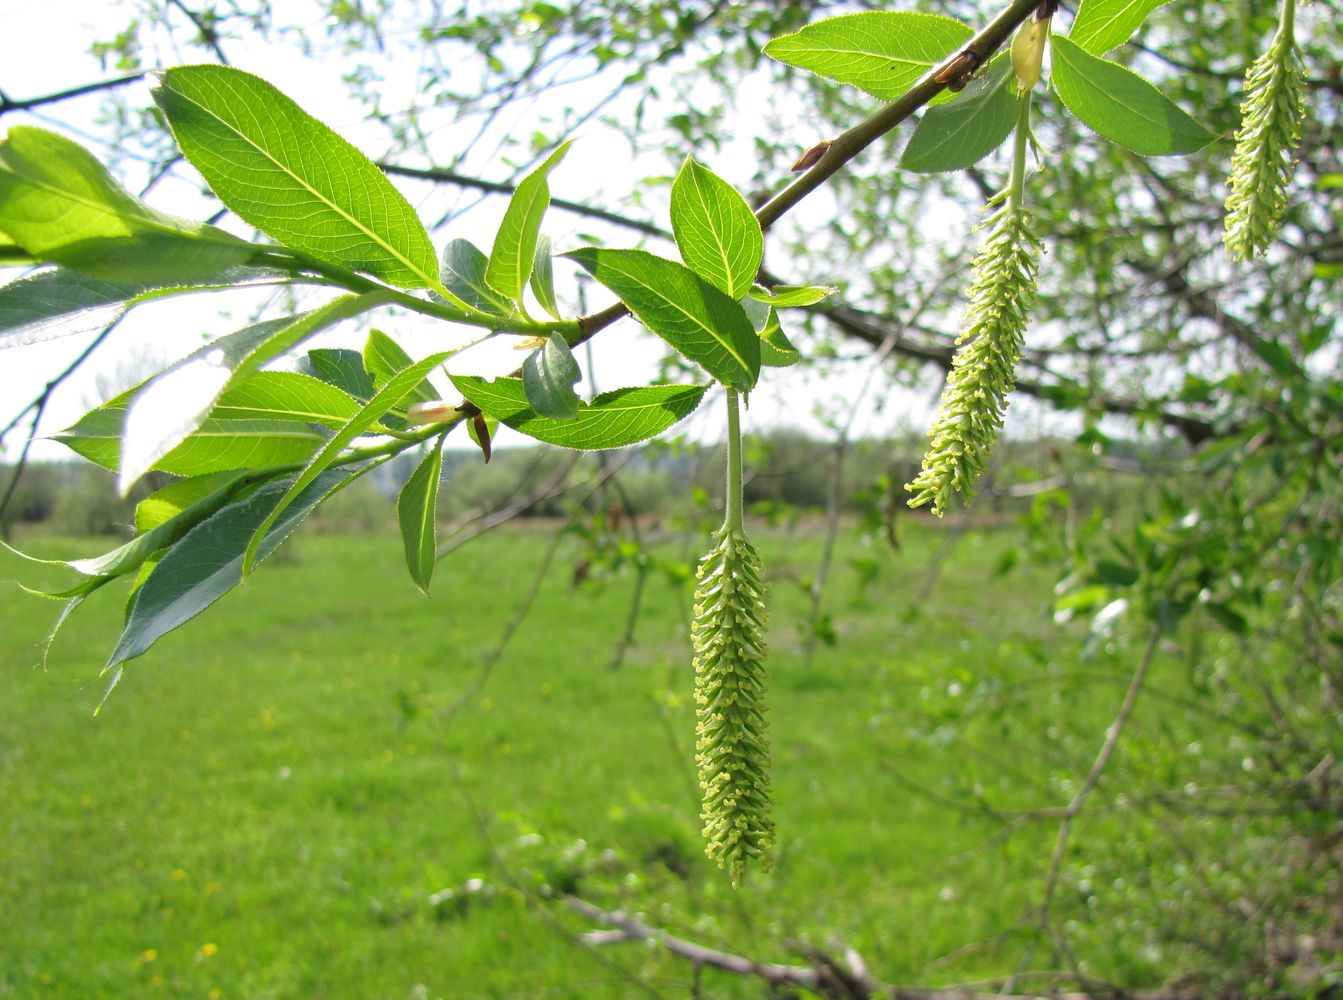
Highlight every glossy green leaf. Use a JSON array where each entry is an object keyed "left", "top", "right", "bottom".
[
  {"left": 152, "top": 66, "right": 440, "bottom": 289},
  {"left": 364, "top": 329, "right": 439, "bottom": 405},
  {"left": 563, "top": 247, "right": 759, "bottom": 390},
  {"left": 0, "top": 126, "right": 254, "bottom": 282},
  {"left": 451, "top": 375, "right": 707, "bottom": 450},
  {"left": 763, "top": 12, "right": 973, "bottom": 102},
  {"left": 107, "top": 469, "right": 356, "bottom": 668},
  {"left": 486, "top": 142, "right": 571, "bottom": 306},
  {"left": 241, "top": 351, "right": 454, "bottom": 574},
  {"left": 1070, "top": 0, "right": 1173, "bottom": 54},
  {"left": 117, "top": 293, "right": 379, "bottom": 493},
  {"left": 52, "top": 387, "right": 138, "bottom": 469},
  {"left": 671, "top": 157, "right": 763, "bottom": 299},
  {"left": 522, "top": 333, "right": 582, "bottom": 420},
  {"left": 0, "top": 266, "right": 281, "bottom": 351},
  {"left": 530, "top": 234, "right": 562, "bottom": 320},
  {"left": 69, "top": 471, "right": 248, "bottom": 579},
  {"left": 1051, "top": 36, "right": 1216, "bottom": 155},
  {"left": 900, "top": 57, "right": 1019, "bottom": 173},
  {"left": 440, "top": 238, "right": 514, "bottom": 316},
  {"left": 397, "top": 444, "right": 443, "bottom": 594},
  {"left": 302, "top": 348, "right": 376, "bottom": 400},
  {"left": 211, "top": 371, "right": 362, "bottom": 427},
  {"left": 747, "top": 284, "right": 837, "bottom": 308}
]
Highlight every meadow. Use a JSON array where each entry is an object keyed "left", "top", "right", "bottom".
[{"left": 0, "top": 515, "right": 1283, "bottom": 998}]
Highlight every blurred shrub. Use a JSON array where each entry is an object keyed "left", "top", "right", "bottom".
[{"left": 47, "top": 466, "right": 134, "bottom": 537}]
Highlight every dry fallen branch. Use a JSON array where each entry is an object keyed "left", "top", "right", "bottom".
[{"left": 563, "top": 896, "right": 1213, "bottom": 1000}]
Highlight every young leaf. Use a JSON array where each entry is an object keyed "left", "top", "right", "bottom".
[
  {"left": 747, "top": 284, "right": 837, "bottom": 308},
  {"left": 117, "top": 293, "right": 380, "bottom": 493},
  {"left": 241, "top": 351, "right": 454, "bottom": 574},
  {"left": 0, "top": 126, "right": 254, "bottom": 282},
  {"left": 451, "top": 375, "right": 708, "bottom": 450},
  {"left": 563, "top": 247, "right": 759, "bottom": 390},
  {"left": 440, "top": 238, "right": 515, "bottom": 316},
  {"left": 486, "top": 142, "right": 571, "bottom": 307},
  {"left": 364, "top": 329, "right": 439, "bottom": 405},
  {"left": 671, "top": 157, "right": 763, "bottom": 299},
  {"left": 397, "top": 444, "right": 444, "bottom": 594},
  {"left": 529, "top": 235, "right": 562, "bottom": 320},
  {"left": 763, "top": 12, "right": 973, "bottom": 102},
  {"left": 152, "top": 66, "right": 440, "bottom": 289},
  {"left": 1070, "top": 0, "right": 1173, "bottom": 55},
  {"left": 741, "top": 295, "right": 801, "bottom": 368},
  {"left": 1051, "top": 36, "right": 1216, "bottom": 156},
  {"left": 107, "top": 469, "right": 356, "bottom": 669},
  {"left": 900, "top": 58, "right": 1019, "bottom": 173},
  {"left": 522, "top": 333, "right": 583, "bottom": 420}
]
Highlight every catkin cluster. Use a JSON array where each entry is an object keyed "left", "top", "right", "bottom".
[
  {"left": 1223, "top": 7, "right": 1305, "bottom": 261},
  {"left": 907, "top": 204, "right": 1042, "bottom": 516},
  {"left": 692, "top": 527, "right": 772, "bottom": 887}
]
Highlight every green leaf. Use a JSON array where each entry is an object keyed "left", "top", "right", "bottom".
[
  {"left": 900, "top": 57, "right": 1019, "bottom": 173},
  {"left": 530, "top": 234, "right": 562, "bottom": 320},
  {"left": 0, "top": 126, "right": 254, "bottom": 282},
  {"left": 107, "top": 469, "right": 356, "bottom": 668},
  {"left": 397, "top": 444, "right": 443, "bottom": 594},
  {"left": 241, "top": 351, "right": 454, "bottom": 574},
  {"left": 741, "top": 295, "right": 801, "bottom": 368},
  {"left": 747, "top": 284, "right": 837, "bottom": 308},
  {"left": 117, "top": 293, "right": 380, "bottom": 493},
  {"left": 521, "top": 333, "right": 582, "bottom": 420},
  {"left": 364, "top": 329, "right": 439, "bottom": 405},
  {"left": 486, "top": 142, "right": 571, "bottom": 306},
  {"left": 0, "top": 266, "right": 280, "bottom": 351},
  {"left": 763, "top": 12, "right": 973, "bottom": 102},
  {"left": 136, "top": 471, "right": 248, "bottom": 533},
  {"left": 0, "top": 230, "right": 35, "bottom": 265},
  {"left": 1051, "top": 36, "right": 1216, "bottom": 155},
  {"left": 157, "top": 419, "right": 328, "bottom": 477},
  {"left": 302, "top": 348, "right": 376, "bottom": 400},
  {"left": 1070, "top": 0, "right": 1173, "bottom": 54},
  {"left": 563, "top": 247, "right": 759, "bottom": 390},
  {"left": 440, "top": 238, "right": 514, "bottom": 316},
  {"left": 152, "top": 66, "right": 440, "bottom": 289},
  {"left": 670, "top": 157, "right": 763, "bottom": 299},
  {"left": 1249, "top": 336, "right": 1301, "bottom": 379},
  {"left": 68, "top": 471, "right": 248, "bottom": 579},
  {"left": 451, "top": 376, "right": 707, "bottom": 450},
  {"left": 211, "top": 371, "right": 361, "bottom": 427}
]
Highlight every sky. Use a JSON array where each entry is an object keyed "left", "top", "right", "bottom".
[{"left": 0, "top": 0, "right": 1065, "bottom": 468}]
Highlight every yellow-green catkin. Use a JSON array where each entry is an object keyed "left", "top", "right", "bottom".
[
  {"left": 906, "top": 201, "right": 1042, "bottom": 517},
  {"left": 693, "top": 526, "right": 772, "bottom": 887},
  {"left": 693, "top": 388, "right": 771, "bottom": 887},
  {"left": 1223, "top": 0, "right": 1305, "bottom": 261}
]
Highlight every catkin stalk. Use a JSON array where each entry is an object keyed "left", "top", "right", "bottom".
[{"left": 693, "top": 388, "right": 772, "bottom": 887}]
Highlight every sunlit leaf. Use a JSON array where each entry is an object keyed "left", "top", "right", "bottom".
[
  {"left": 521, "top": 333, "right": 582, "bottom": 420},
  {"left": 486, "top": 142, "right": 571, "bottom": 306},
  {"left": 153, "top": 66, "right": 440, "bottom": 288},
  {"left": 397, "top": 444, "right": 443, "bottom": 594},
  {"left": 671, "top": 157, "right": 763, "bottom": 299}
]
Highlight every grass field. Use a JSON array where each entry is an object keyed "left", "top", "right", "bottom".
[{"left": 0, "top": 516, "right": 1286, "bottom": 998}]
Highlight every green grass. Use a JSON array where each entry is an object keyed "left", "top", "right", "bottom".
[{"left": 0, "top": 517, "right": 1303, "bottom": 998}]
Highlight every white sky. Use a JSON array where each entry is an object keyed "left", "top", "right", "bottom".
[{"left": 0, "top": 0, "right": 1071, "bottom": 466}]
